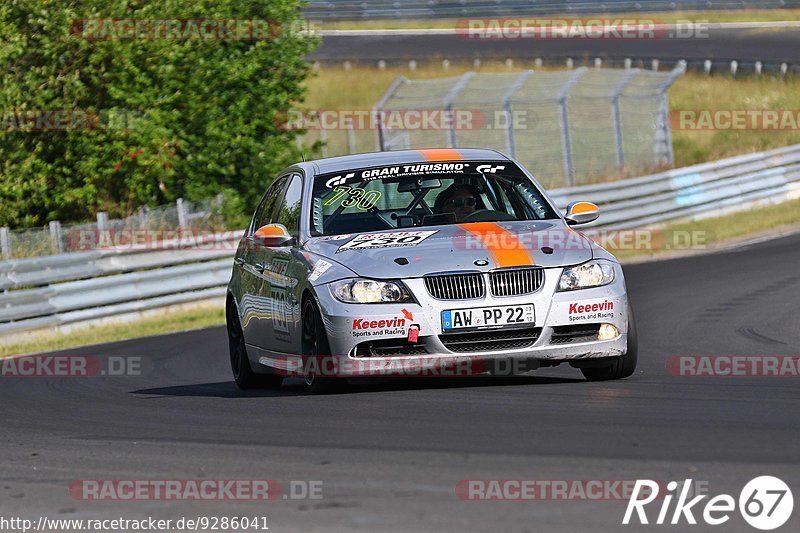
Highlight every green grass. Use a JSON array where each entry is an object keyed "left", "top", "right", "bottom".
[
  {"left": 613, "top": 198, "right": 800, "bottom": 261},
  {"left": 318, "top": 9, "right": 800, "bottom": 30},
  {"left": 0, "top": 305, "right": 225, "bottom": 357},
  {"left": 669, "top": 75, "right": 800, "bottom": 167}
]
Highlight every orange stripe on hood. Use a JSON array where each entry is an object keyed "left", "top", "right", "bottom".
[
  {"left": 418, "top": 149, "right": 463, "bottom": 162},
  {"left": 459, "top": 222, "right": 534, "bottom": 268}
]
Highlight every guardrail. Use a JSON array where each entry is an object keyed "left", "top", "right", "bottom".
[
  {"left": 549, "top": 144, "right": 800, "bottom": 228},
  {"left": 0, "top": 232, "right": 241, "bottom": 338},
  {"left": 305, "top": 1, "right": 797, "bottom": 21},
  {"left": 2, "top": 144, "right": 800, "bottom": 339}
]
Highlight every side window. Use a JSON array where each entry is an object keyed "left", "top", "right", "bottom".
[
  {"left": 275, "top": 174, "right": 303, "bottom": 238},
  {"left": 251, "top": 175, "right": 288, "bottom": 233},
  {"left": 492, "top": 182, "right": 516, "bottom": 215},
  {"left": 249, "top": 195, "right": 270, "bottom": 234}
]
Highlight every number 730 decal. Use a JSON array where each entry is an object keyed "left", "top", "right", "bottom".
[{"left": 324, "top": 186, "right": 382, "bottom": 211}]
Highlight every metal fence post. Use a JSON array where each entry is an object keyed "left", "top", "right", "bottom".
[
  {"left": 176, "top": 198, "right": 188, "bottom": 228},
  {"left": 610, "top": 69, "right": 639, "bottom": 171},
  {"left": 138, "top": 206, "right": 148, "bottom": 229},
  {"left": 557, "top": 68, "right": 587, "bottom": 186},
  {"left": 96, "top": 211, "right": 108, "bottom": 231},
  {"left": 319, "top": 124, "right": 329, "bottom": 158},
  {"left": 443, "top": 72, "right": 476, "bottom": 149},
  {"left": 0, "top": 227, "right": 11, "bottom": 260},
  {"left": 654, "top": 61, "right": 686, "bottom": 167},
  {"left": 346, "top": 123, "right": 356, "bottom": 154},
  {"left": 373, "top": 109, "right": 384, "bottom": 152},
  {"left": 49, "top": 221, "right": 64, "bottom": 254},
  {"left": 655, "top": 95, "right": 674, "bottom": 167},
  {"left": 372, "top": 75, "right": 407, "bottom": 151},
  {"left": 501, "top": 70, "right": 532, "bottom": 157}
]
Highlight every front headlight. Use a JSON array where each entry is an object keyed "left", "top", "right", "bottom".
[
  {"left": 558, "top": 260, "right": 615, "bottom": 291},
  {"left": 330, "top": 279, "right": 413, "bottom": 304}
]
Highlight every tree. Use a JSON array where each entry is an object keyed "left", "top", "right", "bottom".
[{"left": 0, "top": 0, "right": 317, "bottom": 227}]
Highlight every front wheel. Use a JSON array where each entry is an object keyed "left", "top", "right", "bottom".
[
  {"left": 227, "top": 302, "right": 283, "bottom": 390},
  {"left": 580, "top": 306, "right": 638, "bottom": 381},
  {"left": 302, "top": 298, "right": 347, "bottom": 394}
]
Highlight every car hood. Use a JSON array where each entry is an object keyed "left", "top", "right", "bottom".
[{"left": 304, "top": 221, "right": 594, "bottom": 278}]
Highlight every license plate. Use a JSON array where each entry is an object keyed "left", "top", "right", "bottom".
[{"left": 442, "top": 304, "right": 535, "bottom": 331}]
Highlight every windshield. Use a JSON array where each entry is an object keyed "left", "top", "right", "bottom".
[{"left": 310, "top": 161, "right": 558, "bottom": 236}]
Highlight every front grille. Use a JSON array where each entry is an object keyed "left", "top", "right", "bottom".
[
  {"left": 490, "top": 267, "right": 545, "bottom": 297},
  {"left": 439, "top": 327, "right": 542, "bottom": 353},
  {"left": 550, "top": 324, "right": 601, "bottom": 344},
  {"left": 424, "top": 273, "right": 485, "bottom": 300},
  {"left": 353, "top": 339, "right": 429, "bottom": 357}
]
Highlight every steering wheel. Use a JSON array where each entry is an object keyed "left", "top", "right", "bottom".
[{"left": 461, "top": 209, "right": 517, "bottom": 222}]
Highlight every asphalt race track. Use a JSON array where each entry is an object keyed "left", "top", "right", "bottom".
[
  {"left": 312, "top": 27, "right": 800, "bottom": 65},
  {"left": 2, "top": 232, "right": 800, "bottom": 532}
]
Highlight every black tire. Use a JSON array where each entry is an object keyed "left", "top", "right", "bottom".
[
  {"left": 227, "top": 302, "right": 283, "bottom": 390},
  {"left": 580, "top": 306, "right": 638, "bottom": 381},
  {"left": 302, "top": 298, "right": 347, "bottom": 394}
]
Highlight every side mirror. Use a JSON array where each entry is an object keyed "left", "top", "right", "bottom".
[
  {"left": 253, "top": 223, "right": 293, "bottom": 247},
  {"left": 564, "top": 202, "right": 600, "bottom": 226}
]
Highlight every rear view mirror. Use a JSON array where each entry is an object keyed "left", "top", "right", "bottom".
[
  {"left": 253, "top": 223, "right": 293, "bottom": 247},
  {"left": 397, "top": 178, "right": 441, "bottom": 193},
  {"left": 564, "top": 202, "right": 600, "bottom": 225}
]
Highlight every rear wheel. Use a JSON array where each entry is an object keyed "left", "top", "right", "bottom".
[
  {"left": 227, "top": 302, "right": 283, "bottom": 390},
  {"left": 302, "top": 298, "right": 346, "bottom": 394},
  {"left": 580, "top": 306, "right": 638, "bottom": 381}
]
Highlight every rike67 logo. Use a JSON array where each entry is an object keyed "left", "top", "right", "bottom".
[{"left": 623, "top": 476, "right": 793, "bottom": 530}]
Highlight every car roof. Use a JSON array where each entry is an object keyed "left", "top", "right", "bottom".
[{"left": 301, "top": 148, "right": 510, "bottom": 177}]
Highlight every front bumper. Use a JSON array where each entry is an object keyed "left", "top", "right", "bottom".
[{"left": 263, "top": 264, "right": 630, "bottom": 377}]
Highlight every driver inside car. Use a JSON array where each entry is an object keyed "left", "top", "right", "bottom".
[{"left": 433, "top": 183, "right": 482, "bottom": 222}]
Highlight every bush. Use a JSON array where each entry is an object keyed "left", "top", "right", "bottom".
[{"left": 0, "top": 0, "right": 317, "bottom": 227}]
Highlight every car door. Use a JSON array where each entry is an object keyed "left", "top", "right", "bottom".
[
  {"left": 262, "top": 173, "right": 305, "bottom": 356},
  {"left": 239, "top": 174, "right": 288, "bottom": 350}
]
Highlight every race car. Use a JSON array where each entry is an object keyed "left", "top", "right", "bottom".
[{"left": 226, "top": 148, "right": 637, "bottom": 393}]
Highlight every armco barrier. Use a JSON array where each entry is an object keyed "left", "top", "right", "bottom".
[
  {"left": 0, "top": 232, "right": 240, "bottom": 338},
  {"left": 304, "top": 1, "right": 797, "bottom": 21},
  {"left": 549, "top": 144, "right": 800, "bottom": 228},
  {"left": 2, "top": 145, "right": 800, "bottom": 338}
]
